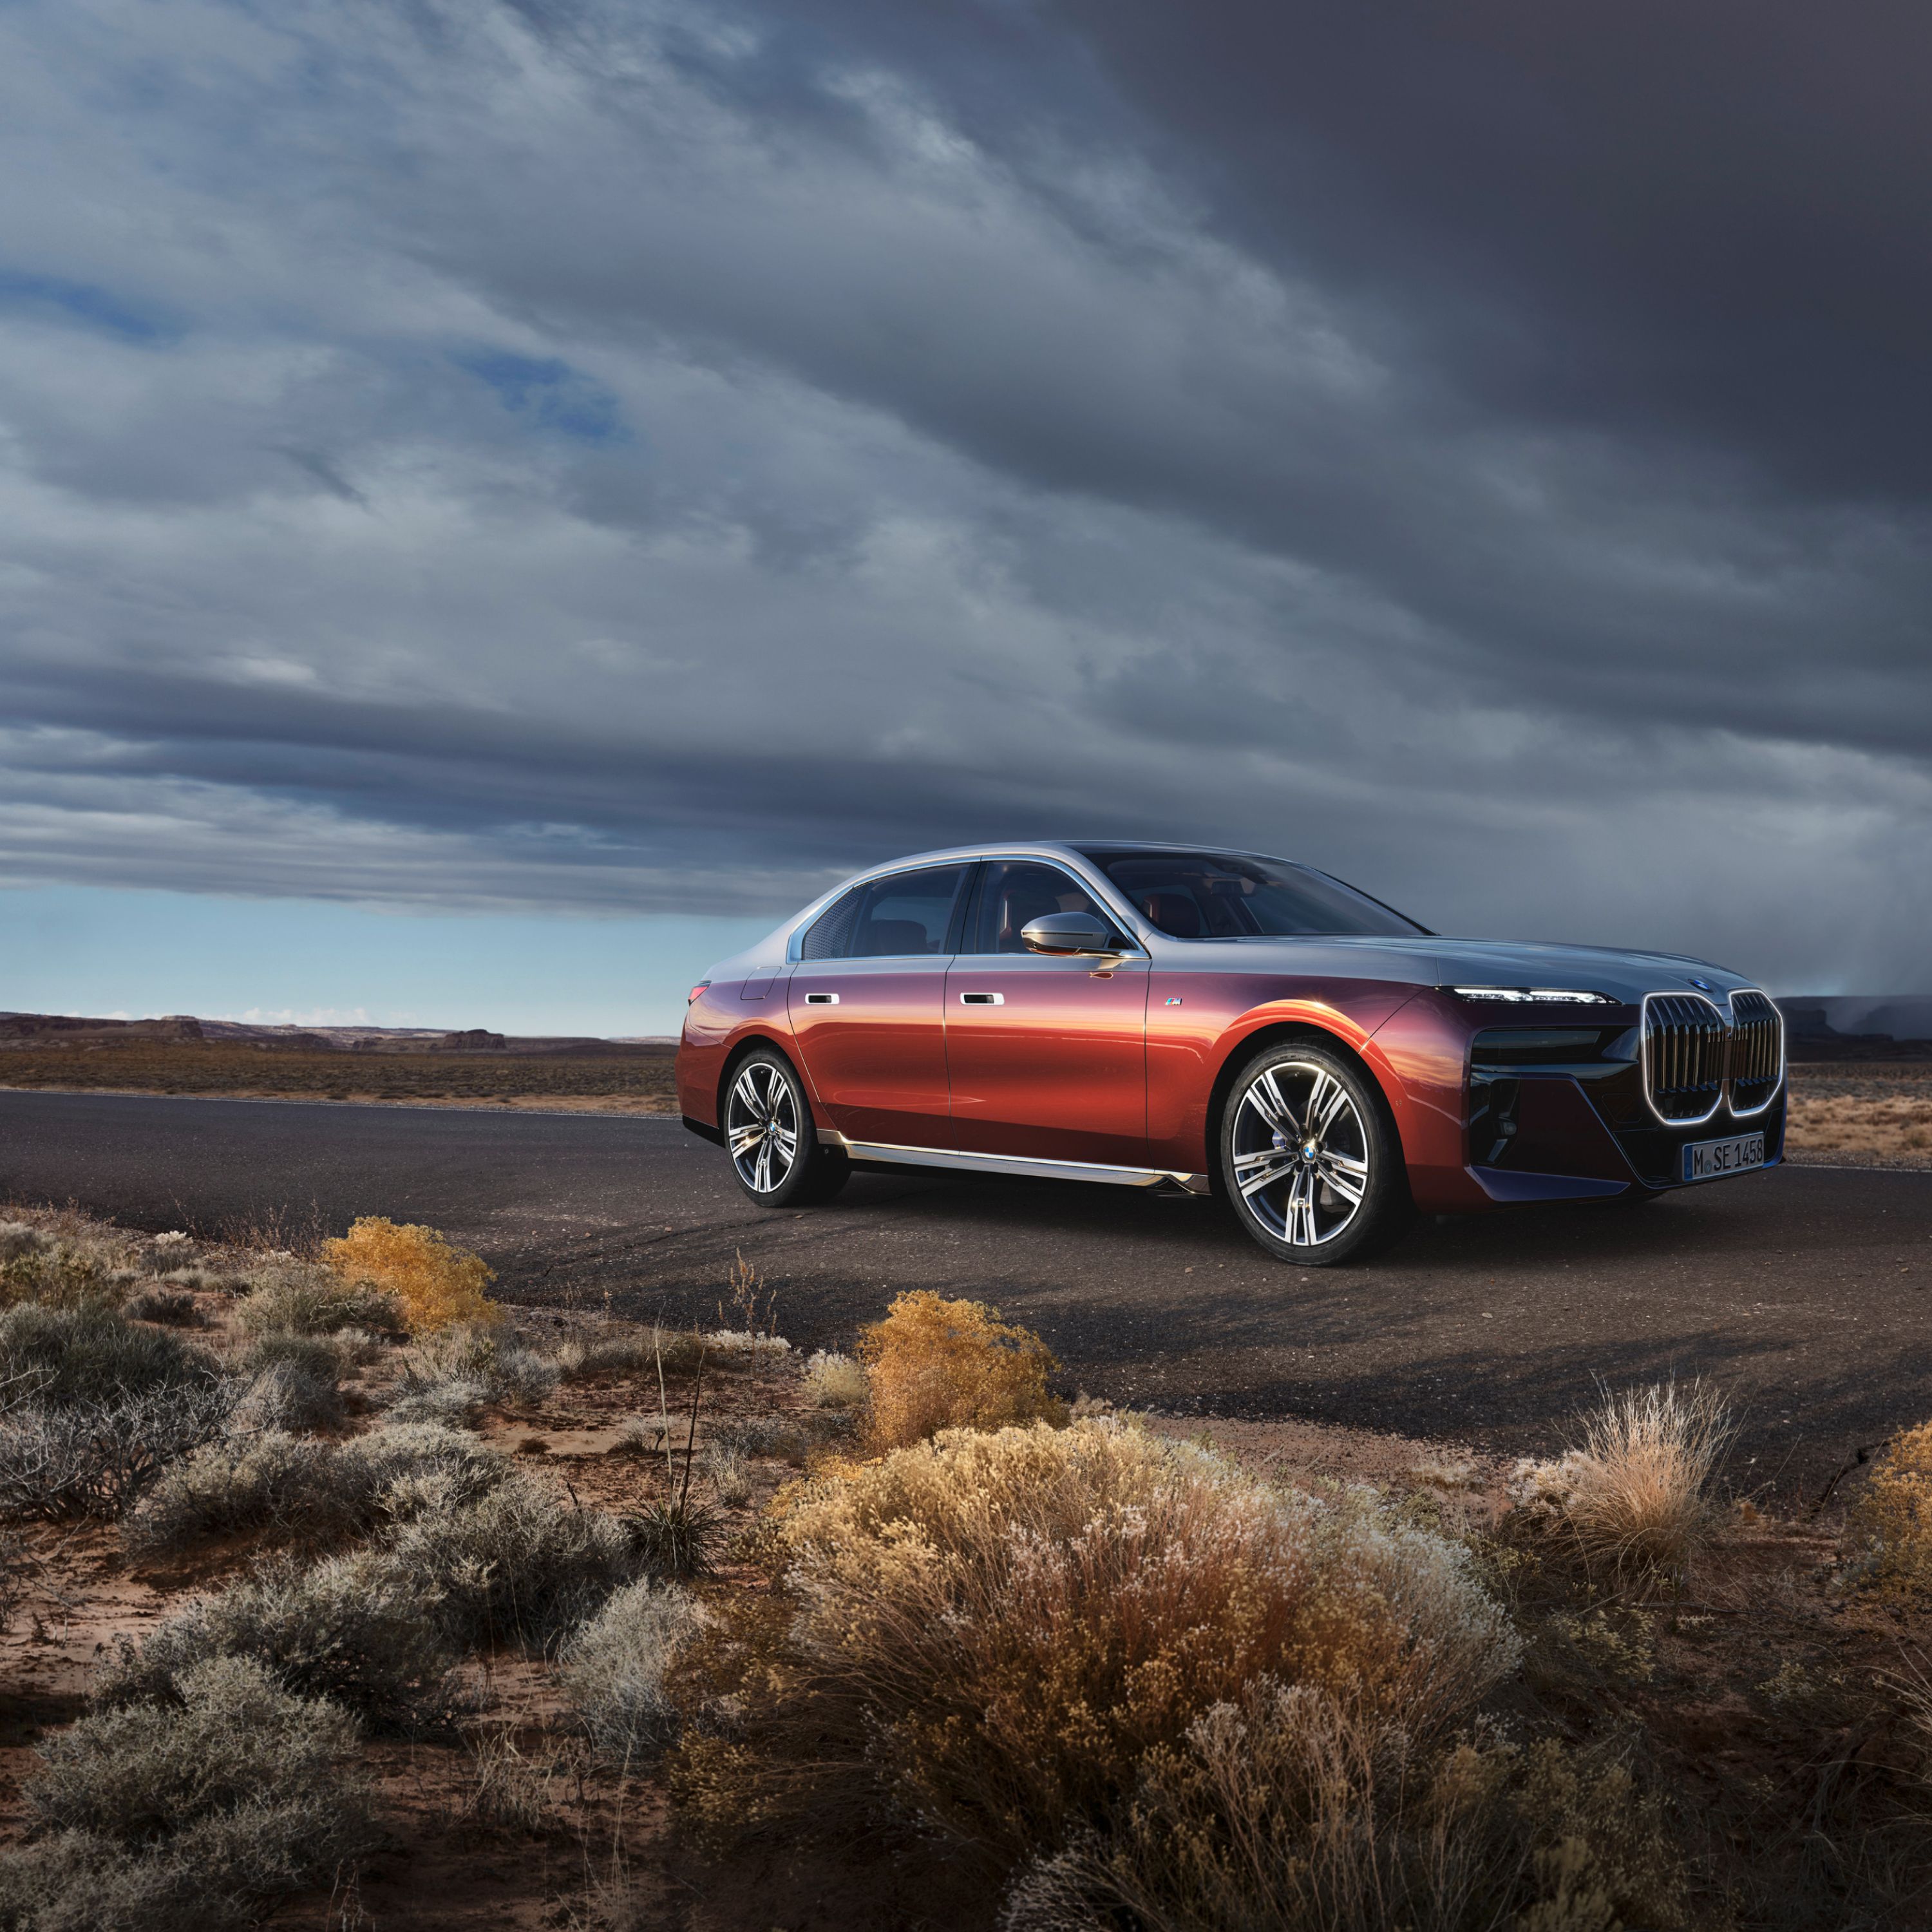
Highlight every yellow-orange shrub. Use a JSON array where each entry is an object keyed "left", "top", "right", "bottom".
[
  {"left": 857, "top": 1291, "right": 1063, "bottom": 1448},
  {"left": 321, "top": 1218, "right": 497, "bottom": 1334},
  {"left": 1853, "top": 1421, "right": 1932, "bottom": 1598}
]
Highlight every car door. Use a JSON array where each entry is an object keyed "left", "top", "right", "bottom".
[
  {"left": 786, "top": 862, "right": 974, "bottom": 1148},
  {"left": 943, "top": 859, "right": 1150, "bottom": 1166}
]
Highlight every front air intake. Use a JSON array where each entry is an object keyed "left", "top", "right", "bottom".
[
  {"left": 1642, "top": 994, "right": 1727, "bottom": 1124},
  {"left": 1727, "top": 989, "right": 1785, "bottom": 1117}
]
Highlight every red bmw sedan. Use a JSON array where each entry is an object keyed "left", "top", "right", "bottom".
[{"left": 676, "top": 843, "right": 1785, "bottom": 1265}]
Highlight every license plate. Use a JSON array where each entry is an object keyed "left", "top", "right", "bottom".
[{"left": 1681, "top": 1132, "right": 1765, "bottom": 1182}]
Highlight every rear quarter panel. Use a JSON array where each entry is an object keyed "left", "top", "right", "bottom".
[{"left": 675, "top": 978, "right": 797, "bottom": 1128}]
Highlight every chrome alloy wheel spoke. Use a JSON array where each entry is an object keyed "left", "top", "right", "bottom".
[
  {"left": 1231, "top": 1059, "right": 1369, "bottom": 1248},
  {"left": 1233, "top": 1147, "right": 1298, "bottom": 1198},
  {"left": 729, "top": 1065, "right": 798, "bottom": 1192}
]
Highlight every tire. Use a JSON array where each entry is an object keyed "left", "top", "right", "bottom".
[
  {"left": 1218, "top": 1041, "right": 1414, "bottom": 1266},
  {"left": 721, "top": 1048, "right": 851, "bottom": 1208}
]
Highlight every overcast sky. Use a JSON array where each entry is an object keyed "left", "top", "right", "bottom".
[{"left": 3, "top": 0, "right": 1929, "bottom": 1029}]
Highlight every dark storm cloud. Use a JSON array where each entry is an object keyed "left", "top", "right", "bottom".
[{"left": 0, "top": 0, "right": 1927, "bottom": 989}]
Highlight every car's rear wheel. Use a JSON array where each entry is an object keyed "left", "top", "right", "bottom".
[
  {"left": 723, "top": 1048, "right": 850, "bottom": 1208},
  {"left": 1218, "top": 1042, "right": 1412, "bottom": 1265}
]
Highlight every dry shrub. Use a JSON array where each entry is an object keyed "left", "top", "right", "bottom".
[
  {"left": 859, "top": 1291, "right": 1065, "bottom": 1450},
  {"left": 233, "top": 1332, "right": 345, "bottom": 1432},
  {"left": 0, "top": 1303, "right": 216, "bottom": 1406},
  {"left": 0, "top": 1382, "right": 232, "bottom": 1522},
  {"left": 322, "top": 1217, "right": 497, "bottom": 1333},
  {"left": 803, "top": 1349, "right": 867, "bottom": 1410},
  {"left": 1513, "top": 1379, "right": 1734, "bottom": 1591},
  {"left": 96, "top": 1550, "right": 457, "bottom": 1732},
  {"left": 395, "top": 1322, "right": 558, "bottom": 1415},
  {"left": 1007, "top": 1703, "right": 1698, "bottom": 1932},
  {"left": 562, "top": 1578, "right": 703, "bottom": 1765},
  {"left": 684, "top": 1421, "right": 1518, "bottom": 1868},
  {"left": 123, "top": 1285, "right": 205, "bottom": 1327},
  {"left": 0, "top": 1226, "right": 131, "bottom": 1311},
  {"left": 1850, "top": 1421, "right": 1932, "bottom": 1600},
  {"left": 0, "top": 1656, "right": 374, "bottom": 1932},
  {"left": 234, "top": 1262, "right": 404, "bottom": 1339},
  {"left": 383, "top": 1472, "right": 639, "bottom": 1651},
  {"left": 124, "top": 1419, "right": 508, "bottom": 1557}
]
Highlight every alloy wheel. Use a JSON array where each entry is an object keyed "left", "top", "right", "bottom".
[
  {"left": 1229, "top": 1059, "right": 1370, "bottom": 1247},
  {"left": 726, "top": 1060, "right": 800, "bottom": 1195}
]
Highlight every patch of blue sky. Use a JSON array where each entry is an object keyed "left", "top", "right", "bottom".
[
  {"left": 0, "top": 269, "right": 177, "bottom": 343},
  {"left": 453, "top": 349, "right": 629, "bottom": 445},
  {"left": 0, "top": 885, "right": 770, "bottom": 1037}
]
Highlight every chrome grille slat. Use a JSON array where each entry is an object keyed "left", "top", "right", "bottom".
[{"left": 1641, "top": 989, "right": 1785, "bottom": 1125}]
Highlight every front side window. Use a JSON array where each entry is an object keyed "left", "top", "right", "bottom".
[
  {"left": 1084, "top": 851, "right": 1425, "bottom": 939},
  {"left": 844, "top": 865, "right": 971, "bottom": 958},
  {"left": 970, "top": 860, "right": 1126, "bottom": 954}
]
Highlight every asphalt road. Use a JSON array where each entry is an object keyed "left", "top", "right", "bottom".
[{"left": 6, "top": 1089, "right": 1929, "bottom": 1495}]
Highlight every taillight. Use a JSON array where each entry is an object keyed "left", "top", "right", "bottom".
[{"left": 687, "top": 981, "right": 710, "bottom": 1004}]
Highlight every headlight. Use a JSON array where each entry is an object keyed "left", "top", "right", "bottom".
[{"left": 1448, "top": 987, "right": 1616, "bottom": 1005}]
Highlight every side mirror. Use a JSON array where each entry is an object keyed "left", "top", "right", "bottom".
[{"left": 1021, "top": 911, "right": 1121, "bottom": 957}]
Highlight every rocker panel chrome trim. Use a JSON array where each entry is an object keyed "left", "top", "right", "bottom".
[{"left": 817, "top": 1129, "right": 1209, "bottom": 1194}]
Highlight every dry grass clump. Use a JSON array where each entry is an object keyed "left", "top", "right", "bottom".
[
  {"left": 96, "top": 1549, "right": 457, "bottom": 1732},
  {"left": 554, "top": 1323, "right": 703, "bottom": 1381},
  {"left": 1, "top": 1656, "right": 374, "bottom": 1931},
  {"left": 1512, "top": 1379, "right": 1734, "bottom": 1592},
  {"left": 125, "top": 1420, "right": 509, "bottom": 1557},
  {"left": 322, "top": 1216, "right": 498, "bottom": 1333},
  {"left": 858, "top": 1291, "right": 1066, "bottom": 1450},
  {"left": 562, "top": 1578, "right": 703, "bottom": 1765},
  {"left": 803, "top": 1349, "right": 867, "bottom": 1410},
  {"left": 685, "top": 1420, "right": 1518, "bottom": 1868},
  {"left": 1848, "top": 1421, "right": 1932, "bottom": 1600},
  {"left": 1007, "top": 1705, "right": 1697, "bottom": 1932},
  {"left": 234, "top": 1262, "right": 404, "bottom": 1338}
]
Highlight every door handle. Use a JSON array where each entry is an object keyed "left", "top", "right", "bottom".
[
  {"left": 805, "top": 992, "right": 840, "bottom": 1005},
  {"left": 958, "top": 992, "right": 1005, "bottom": 1005}
]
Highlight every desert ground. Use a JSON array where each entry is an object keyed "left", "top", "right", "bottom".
[{"left": 5, "top": 1204, "right": 1932, "bottom": 1929}]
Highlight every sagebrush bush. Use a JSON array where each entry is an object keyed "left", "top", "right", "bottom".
[
  {"left": 96, "top": 1550, "right": 456, "bottom": 1731},
  {"left": 0, "top": 1655, "right": 374, "bottom": 1932},
  {"left": 858, "top": 1291, "right": 1065, "bottom": 1450},
  {"left": 684, "top": 1421, "right": 1518, "bottom": 1865},
  {"left": 232, "top": 1332, "right": 345, "bottom": 1432},
  {"left": 234, "top": 1263, "right": 404, "bottom": 1340},
  {"left": 1514, "top": 1379, "right": 1734, "bottom": 1591},
  {"left": 384, "top": 1472, "right": 638, "bottom": 1650},
  {"left": 562, "top": 1578, "right": 703, "bottom": 1765},
  {"left": 0, "top": 1227, "right": 130, "bottom": 1311},
  {"left": 323, "top": 1218, "right": 497, "bottom": 1333},
  {"left": 0, "top": 1303, "right": 215, "bottom": 1405},
  {"left": 803, "top": 1350, "right": 867, "bottom": 1410},
  {"left": 124, "top": 1419, "right": 508, "bottom": 1557},
  {"left": 1006, "top": 1699, "right": 1697, "bottom": 1932},
  {"left": 396, "top": 1323, "right": 557, "bottom": 1412},
  {"left": 0, "top": 1383, "right": 232, "bottom": 1522},
  {"left": 1850, "top": 1420, "right": 1932, "bottom": 1599}
]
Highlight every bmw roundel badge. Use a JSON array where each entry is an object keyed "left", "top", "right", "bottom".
[{"left": 1688, "top": 976, "right": 1713, "bottom": 991}]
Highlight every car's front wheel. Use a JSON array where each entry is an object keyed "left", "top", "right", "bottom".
[
  {"left": 1218, "top": 1042, "right": 1412, "bottom": 1265},
  {"left": 723, "top": 1048, "right": 850, "bottom": 1208}
]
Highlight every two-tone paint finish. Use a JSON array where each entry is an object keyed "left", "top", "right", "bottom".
[{"left": 676, "top": 842, "right": 1785, "bottom": 1256}]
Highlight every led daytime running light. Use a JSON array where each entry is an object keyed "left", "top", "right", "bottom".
[{"left": 1450, "top": 986, "right": 1615, "bottom": 1005}]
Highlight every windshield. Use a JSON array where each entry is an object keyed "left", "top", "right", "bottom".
[{"left": 1083, "top": 850, "right": 1426, "bottom": 940}]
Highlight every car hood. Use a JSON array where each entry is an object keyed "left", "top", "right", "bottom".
[{"left": 1180, "top": 934, "right": 1754, "bottom": 1006}]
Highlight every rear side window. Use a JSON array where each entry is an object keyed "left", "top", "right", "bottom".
[
  {"left": 969, "top": 860, "right": 1124, "bottom": 954},
  {"left": 849, "top": 865, "right": 971, "bottom": 956},
  {"left": 799, "top": 888, "right": 860, "bottom": 961}
]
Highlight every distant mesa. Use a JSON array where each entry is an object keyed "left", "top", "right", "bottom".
[
  {"left": 0, "top": 1012, "right": 677, "bottom": 1056},
  {"left": 430, "top": 1028, "right": 507, "bottom": 1051}
]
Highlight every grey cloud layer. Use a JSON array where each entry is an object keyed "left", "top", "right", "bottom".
[{"left": 0, "top": 0, "right": 1927, "bottom": 988}]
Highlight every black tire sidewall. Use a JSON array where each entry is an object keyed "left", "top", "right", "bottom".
[
  {"left": 1218, "top": 1042, "right": 1410, "bottom": 1266},
  {"left": 726, "top": 1048, "right": 844, "bottom": 1209}
]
